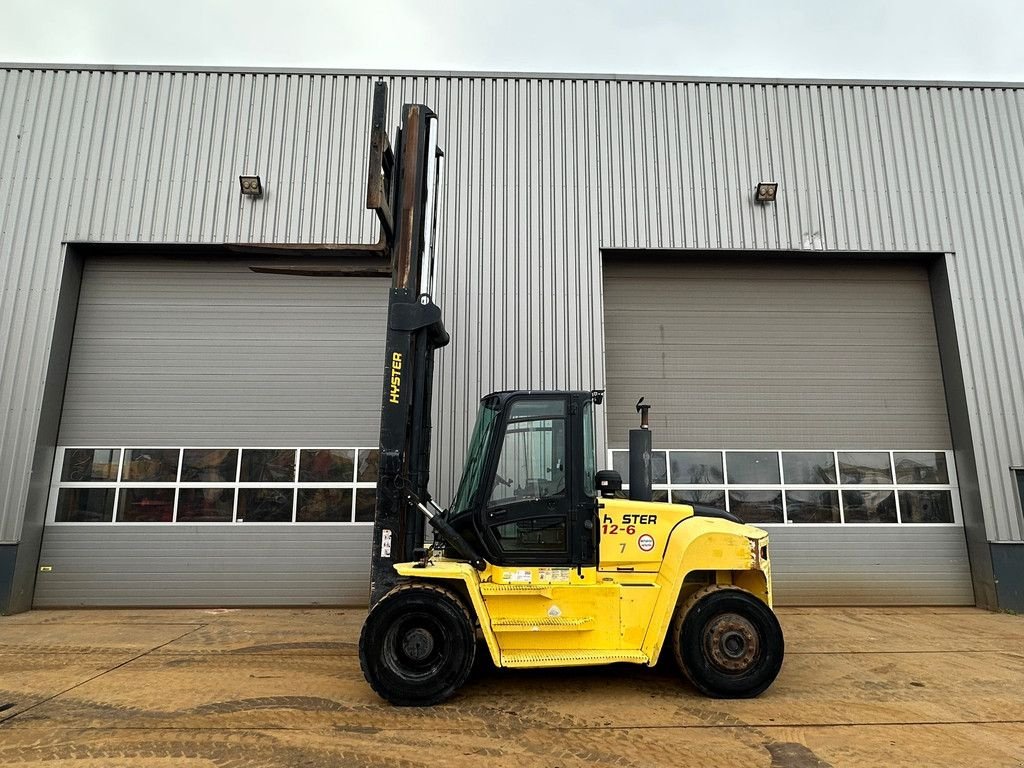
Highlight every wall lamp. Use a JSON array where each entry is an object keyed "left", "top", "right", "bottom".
[
  {"left": 755, "top": 182, "right": 778, "bottom": 203},
  {"left": 239, "top": 174, "right": 263, "bottom": 198}
]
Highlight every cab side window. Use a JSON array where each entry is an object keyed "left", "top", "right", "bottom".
[
  {"left": 492, "top": 517, "right": 566, "bottom": 554},
  {"left": 488, "top": 401, "right": 567, "bottom": 505}
]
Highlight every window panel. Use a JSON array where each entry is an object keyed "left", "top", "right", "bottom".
[
  {"left": 354, "top": 489, "right": 377, "bottom": 522},
  {"left": 669, "top": 451, "right": 724, "bottom": 484},
  {"left": 357, "top": 450, "right": 379, "bottom": 483},
  {"left": 489, "top": 417, "right": 566, "bottom": 504},
  {"left": 297, "top": 488, "right": 353, "bottom": 522},
  {"left": 117, "top": 488, "right": 175, "bottom": 522},
  {"left": 899, "top": 490, "right": 954, "bottom": 523},
  {"left": 838, "top": 452, "right": 892, "bottom": 484},
  {"left": 299, "top": 449, "right": 355, "bottom": 483},
  {"left": 726, "top": 452, "right": 780, "bottom": 484},
  {"left": 729, "top": 490, "right": 783, "bottom": 523},
  {"left": 237, "top": 488, "right": 294, "bottom": 522},
  {"left": 671, "top": 489, "right": 727, "bottom": 508},
  {"left": 623, "top": 445, "right": 957, "bottom": 526},
  {"left": 177, "top": 488, "right": 234, "bottom": 522},
  {"left": 607, "top": 449, "right": 666, "bottom": 484},
  {"left": 651, "top": 489, "right": 669, "bottom": 503},
  {"left": 894, "top": 452, "right": 949, "bottom": 485},
  {"left": 239, "top": 449, "right": 295, "bottom": 483},
  {"left": 782, "top": 452, "right": 837, "bottom": 484},
  {"left": 181, "top": 449, "right": 238, "bottom": 483},
  {"left": 611, "top": 450, "right": 629, "bottom": 483},
  {"left": 492, "top": 517, "right": 567, "bottom": 553},
  {"left": 842, "top": 490, "right": 897, "bottom": 523},
  {"left": 52, "top": 445, "right": 379, "bottom": 524},
  {"left": 650, "top": 451, "right": 668, "bottom": 484},
  {"left": 121, "top": 449, "right": 179, "bottom": 482},
  {"left": 786, "top": 490, "right": 841, "bottom": 523},
  {"left": 55, "top": 487, "right": 115, "bottom": 522},
  {"left": 61, "top": 449, "right": 121, "bottom": 482}
]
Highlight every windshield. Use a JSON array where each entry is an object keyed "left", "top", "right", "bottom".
[{"left": 450, "top": 401, "right": 500, "bottom": 515}]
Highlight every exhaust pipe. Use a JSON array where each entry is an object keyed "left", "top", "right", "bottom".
[{"left": 629, "top": 397, "right": 653, "bottom": 501}]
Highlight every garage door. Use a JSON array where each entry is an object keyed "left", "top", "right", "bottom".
[
  {"left": 34, "top": 257, "right": 388, "bottom": 606},
  {"left": 603, "top": 257, "right": 974, "bottom": 605}
]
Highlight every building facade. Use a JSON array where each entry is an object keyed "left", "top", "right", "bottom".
[{"left": 1, "top": 65, "right": 1022, "bottom": 612}]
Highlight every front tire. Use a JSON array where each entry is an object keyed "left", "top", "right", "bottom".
[
  {"left": 672, "top": 585, "right": 784, "bottom": 698},
  {"left": 359, "top": 583, "right": 477, "bottom": 706}
]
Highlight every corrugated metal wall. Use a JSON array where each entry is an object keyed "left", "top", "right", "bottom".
[{"left": 2, "top": 67, "right": 1024, "bottom": 547}]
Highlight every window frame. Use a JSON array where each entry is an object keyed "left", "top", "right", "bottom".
[
  {"left": 607, "top": 448, "right": 961, "bottom": 527},
  {"left": 48, "top": 446, "right": 379, "bottom": 525}
]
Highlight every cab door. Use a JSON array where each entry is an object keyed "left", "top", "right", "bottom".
[{"left": 481, "top": 397, "right": 573, "bottom": 564}]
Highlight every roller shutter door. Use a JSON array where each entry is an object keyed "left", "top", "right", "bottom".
[
  {"left": 603, "top": 257, "right": 973, "bottom": 605},
  {"left": 35, "top": 257, "right": 388, "bottom": 606}
]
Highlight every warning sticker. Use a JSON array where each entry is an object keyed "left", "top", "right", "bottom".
[
  {"left": 538, "top": 567, "right": 571, "bottom": 583},
  {"left": 638, "top": 534, "right": 656, "bottom": 552},
  {"left": 502, "top": 569, "right": 533, "bottom": 583}
]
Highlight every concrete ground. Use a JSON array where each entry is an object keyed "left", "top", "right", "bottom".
[{"left": 0, "top": 607, "right": 1022, "bottom": 767}]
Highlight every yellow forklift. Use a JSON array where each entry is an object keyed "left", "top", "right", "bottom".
[{"left": 290, "top": 83, "right": 784, "bottom": 706}]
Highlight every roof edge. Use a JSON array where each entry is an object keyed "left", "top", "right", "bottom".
[{"left": 2, "top": 61, "right": 1024, "bottom": 89}]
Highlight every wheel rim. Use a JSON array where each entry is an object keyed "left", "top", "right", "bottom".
[
  {"left": 703, "top": 612, "right": 761, "bottom": 674},
  {"left": 381, "top": 611, "right": 449, "bottom": 681}
]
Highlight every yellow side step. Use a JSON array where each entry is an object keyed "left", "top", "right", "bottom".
[
  {"left": 500, "top": 649, "right": 650, "bottom": 668},
  {"left": 480, "top": 583, "right": 553, "bottom": 596},
  {"left": 491, "top": 616, "right": 594, "bottom": 632}
]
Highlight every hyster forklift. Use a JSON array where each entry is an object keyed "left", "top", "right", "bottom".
[{"left": 319, "top": 83, "right": 784, "bottom": 706}]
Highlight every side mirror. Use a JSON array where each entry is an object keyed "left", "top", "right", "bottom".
[{"left": 595, "top": 470, "right": 622, "bottom": 498}]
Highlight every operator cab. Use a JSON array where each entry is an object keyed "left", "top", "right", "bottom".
[{"left": 446, "top": 390, "right": 601, "bottom": 568}]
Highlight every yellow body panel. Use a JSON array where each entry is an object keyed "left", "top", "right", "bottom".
[{"left": 394, "top": 498, "right": 773, "bottom": 669}]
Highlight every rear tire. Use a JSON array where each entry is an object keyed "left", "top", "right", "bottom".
[
  {"left": 359, "top": 582, "right": 477, "bottom": 706},
  {"left": 672, "top": 585, "right": 784, "bottom": 698}
]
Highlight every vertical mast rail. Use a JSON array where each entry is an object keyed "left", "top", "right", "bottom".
[
  {"left": 369, "top": 97, "right": 451, "bottom": 606},
  {"left": 418, "top": 116, "right": 440, "bottom": 301},
  {"left": 429, "top": 153, "right": 445, "bottom": 302}
]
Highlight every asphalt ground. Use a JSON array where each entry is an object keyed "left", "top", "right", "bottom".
[{"left": 0, "top": 606, "right": 1022, "bottom": 767}]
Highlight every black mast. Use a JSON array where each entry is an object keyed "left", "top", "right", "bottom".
[{"left": 366, "top": 83, "right": 451, "bottom": 605}]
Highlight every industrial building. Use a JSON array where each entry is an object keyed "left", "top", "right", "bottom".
[{"left": 0, "top": 64, "right": 1022, "bottom": 613}]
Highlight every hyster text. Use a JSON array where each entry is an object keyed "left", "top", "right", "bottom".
[{"left": 389, "top": 352, "right": 403, "bottom": 404}]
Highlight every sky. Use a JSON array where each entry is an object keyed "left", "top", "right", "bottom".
[{"left": 1, "top": 0, "right": 1023, "bottom": 82}]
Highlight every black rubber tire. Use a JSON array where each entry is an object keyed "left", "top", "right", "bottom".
[
  {"left": 359, "top": 582, "right": 477, "bottom": 706},
  {"left": 672, "top": 585, "right": 784, "bottom": 698}
]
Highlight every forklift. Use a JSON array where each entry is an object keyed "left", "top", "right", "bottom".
[{"left": 303, "top": 83, "right": 784, "bottom": 706}]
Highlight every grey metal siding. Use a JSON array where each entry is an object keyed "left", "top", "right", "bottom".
[
  {"left": 768, "top": 526, "right": 973, "bottom": 605},
  {"left": 57, "top": 258, "right": 388, "bottom": 445},
  {"left": 603, "top": 259, "right": 951, "bottom": 448},
  {"left": 1, "top": 67, "right": 1023, "bottom": 563},
  {"left": 33, "top": 526, "right": 372, "bottom": 606}
]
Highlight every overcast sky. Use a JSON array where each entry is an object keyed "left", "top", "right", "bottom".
[{"left": 1, "top": 0, "right": 1022, "bottom": 82}]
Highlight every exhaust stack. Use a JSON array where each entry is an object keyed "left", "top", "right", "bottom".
[{"left": 628, "top": 397, "right": 653, "bottom": 501}]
